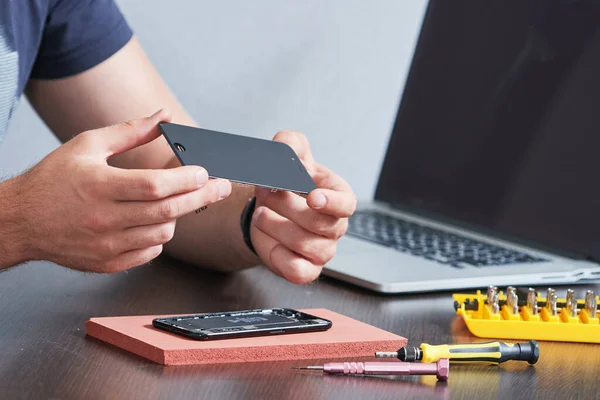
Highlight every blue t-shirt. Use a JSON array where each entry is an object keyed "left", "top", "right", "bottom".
[{"left": 0, "top": 0, "right": 133, "bottom": 139}]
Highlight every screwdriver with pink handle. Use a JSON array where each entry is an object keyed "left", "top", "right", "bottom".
[{"left": 292, "top": 359, "right": 450, "bottom": 381}]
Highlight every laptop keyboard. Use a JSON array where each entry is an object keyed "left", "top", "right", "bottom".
[{"left": 347, "top": 210, "right": 549, "bottom": 268}]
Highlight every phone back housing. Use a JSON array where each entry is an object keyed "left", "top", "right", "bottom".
[{"left": 159, "top": 123, "right": 317, "bottom": 194}]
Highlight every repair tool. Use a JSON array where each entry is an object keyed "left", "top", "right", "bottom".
[
  {"left": 457, "top": 286, "right": 594, "bottom": 312},
  {"left": 292, "top": 359, "right": 449, "bottom": 381},
  {"left": 506, "top": 286, "right": 518, "bottom": 315},
  {"left": 527, "top": 288, "right": 538, "bottom": 315},
  {"left": 375, "top": 340, "right": 539, "bottom": 364},
  {"left": 585, "top": 290, "right": 597, "bottom": 318},
  {"left": 546, "top": 288, "right": 557, "bottom": 316},
  {"left": 565, "top": 289, "right": 577, "bottom": 318},
  {"left": 453, "top": 287, "right": 600, "bottom": 343}
]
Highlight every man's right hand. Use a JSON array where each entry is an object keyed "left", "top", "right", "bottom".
[{"left": 10, "top": 109, "right": 231, "bottom": 272}]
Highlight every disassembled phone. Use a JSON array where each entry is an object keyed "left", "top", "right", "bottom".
[
  {"left": 158, "top": 122, "right": 317, "bottom": 194},
  {"left": 152, "top": 308, "right": 332, "bottom": 341}
]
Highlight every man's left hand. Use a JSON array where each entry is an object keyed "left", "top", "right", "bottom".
[{"left": 250, "top": 131, "right": 357, "bottom": 284}]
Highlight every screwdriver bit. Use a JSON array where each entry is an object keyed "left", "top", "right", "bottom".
[
  {"left": 491, "top": 292, "right": 500, "bottom": 314},
  {"left": 527, "top": 288, "right": 538, "bottom": 315},
  {"left": 487, "top": 285, "right": 498, "bottom": 306},
  {"left": 506, "top": 286, "right": 518, "bottom": 314},
  {"left": 565, "top": 289, "right": 577, "bottom": 318},
  {"left": 453, "top": 287, "right": 600, "bottom": 312},
  {"left": 585, "top": 290, "right": 597, "bottom": 318},
  {"left": 546, "top": 288, "right": 557, "bottom": 316}
]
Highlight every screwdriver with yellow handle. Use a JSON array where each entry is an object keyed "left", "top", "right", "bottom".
[{"left": 375, "top": 340, "right": 539, "bottom": 364}]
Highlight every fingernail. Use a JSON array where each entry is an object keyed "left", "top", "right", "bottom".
[
  {"left": 252, "top": 207, "right": 264, "bottom": 224},
  {"left": 312, "top": 192, "right": 327, "bottom": 208},
  {"left": 196, "top": 169, "right": 208, "bottom": 186},
  {"left": 218, "top": 180, "right": 232, "bottom": 199},
  {"left": 152, "top": 108, "right": 171, "bottom": 122}
]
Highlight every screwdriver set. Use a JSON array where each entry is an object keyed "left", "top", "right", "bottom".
[{"left": 453, "top": 286, "right": 600, "bottom": 343}]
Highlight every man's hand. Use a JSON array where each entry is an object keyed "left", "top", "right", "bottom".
[
  {"left": 23, "top": 38, "right": 353, "bottom": 274},
  {"left": 14, "top": 109, "right": 232, "bottom": 273},
  {"left": 250, "top": 131, "right": 357, "bottom": 284}
]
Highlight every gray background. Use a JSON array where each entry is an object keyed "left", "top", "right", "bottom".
[{"left": 0, "top": 0, "right": 427, "bottom": 200}]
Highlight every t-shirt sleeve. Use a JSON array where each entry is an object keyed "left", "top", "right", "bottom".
[{"left": 30, "top": 0, "right": 133, "bottom": 79}]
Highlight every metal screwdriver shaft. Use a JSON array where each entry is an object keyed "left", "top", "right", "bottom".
[{"left": 376, "top": 351, "right": 401, "bottom": 359}]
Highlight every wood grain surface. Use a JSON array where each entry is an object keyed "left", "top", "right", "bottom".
[{"left": 1, "top": 257, "right": 599, "bottom": 400}]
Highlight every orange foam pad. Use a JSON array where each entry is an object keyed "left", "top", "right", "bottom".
[{"left": 85, "top": 308, "right": 407, "bottom": 365}]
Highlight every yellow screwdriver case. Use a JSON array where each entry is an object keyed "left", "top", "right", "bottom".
[{"left": 453, "top": 289, "right": 600, "bottom": 343}]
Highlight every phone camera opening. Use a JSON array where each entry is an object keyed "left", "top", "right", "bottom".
[{"left": 174, "top": 143, "right": 186, "bottom": 152}]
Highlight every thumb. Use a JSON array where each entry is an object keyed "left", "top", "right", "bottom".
[{"left": 88, "top": 109, "right": 172, "bottom": 158}]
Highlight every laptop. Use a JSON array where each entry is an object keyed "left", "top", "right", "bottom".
[{"left": 323, "top": 0, "right": 600, "bottom": 293}]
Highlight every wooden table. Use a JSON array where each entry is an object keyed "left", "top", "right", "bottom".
[{"left": 1, "top": 258, "right": 599, "bottom": 400}]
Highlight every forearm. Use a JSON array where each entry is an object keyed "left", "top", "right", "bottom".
[
  {"left": 163, "top": 181, "right": 260, "bottom": 271},
  {"left": 125, "top": 148, "right": 260, "bottom": 270},
  {"left": 0, "top": 176, "right": 30, "bottom": 269},
  {"left": 156, "top": 151, "right": 261, "bottom": 271}
]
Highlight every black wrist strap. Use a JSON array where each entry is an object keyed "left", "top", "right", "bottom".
[{"left": 240, "top": 197, "right": 257, "bottom": 255}]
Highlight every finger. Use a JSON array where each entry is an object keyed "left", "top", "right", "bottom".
[
  {"left": 100, "top": 221, "right": 176, "bottom": 256},
  {"left": 272, "top": 131, "right": 315, "bottom": 165},
  {"left": 311, "top": 163, "right": 353, "bottom": 193},
  {"left": 252, "top": 206, "right": 335, "bottom": 266},
  {"left": 81, "top": 109, "right": 172, "bottom": 158},
  {"left": 269, "top": 243, "right": 323, "bottom": 285},
  {"left": 119, "top": 178, "right": 231, "bottom": 227},
  {"left": 305, "top": 165, "right": 356, "bottom": 218},
  {"left": 250, "top": 226, "right": 285, "bottom": 277},
  {"left": 101, "top": 245, "right": 164, "bottom": 273},
  {"left": 108, "top": 166, "right": 209, "bottom": 201},
  {"left": 307, "top": 188, "right": 357, "bottom": 218},
  {"left": 255, "top": 187, "right": 347, "bottom": 239},
  {"left": 251, "top": 224, "right": 322, "bottom": 284}
]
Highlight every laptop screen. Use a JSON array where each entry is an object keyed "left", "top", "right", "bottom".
[{"left": 375, "top": 0, "right": 600, "bottom": 260}]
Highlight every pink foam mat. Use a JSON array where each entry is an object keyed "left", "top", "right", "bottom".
[{"left": 85, "top": 308, "right": 407, "bottom": 365}]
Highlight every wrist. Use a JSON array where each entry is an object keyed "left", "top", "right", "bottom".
[
  {"left": 229, "top": 185, "right": 261, "bottom": 266},
  {"left": 0, "top": 175, "right": 31, "bottom": 268},
  {"left": 240, "top": 196, "right": 257, "bottom": 256}
]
